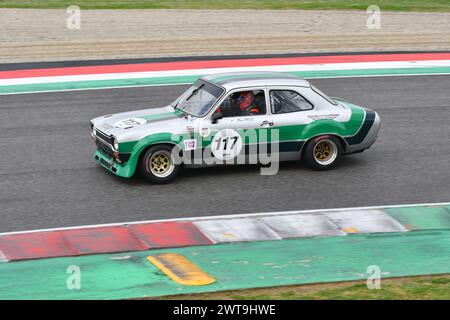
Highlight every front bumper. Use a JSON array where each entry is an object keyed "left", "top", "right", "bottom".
[{"left": 93, "top": 149, "right": 135, "bottom": 178}]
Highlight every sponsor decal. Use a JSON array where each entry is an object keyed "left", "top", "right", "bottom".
[
  {"left": 197, "top": 119, "right": 211, "bottom": 137},
  {"left": 237, "top": 117, "right": 255, "bottom": 122},
  {"left": 113, "top": 118, "right": 146, "bottom": 128},
  {"left": 101, "top": 123, "right": 113, "bottom": 130},
  {"left": 184, "top": 139, "right": 197, "bottom": 151},
  {"left": 200, "top": 127, "right": 211, "bottom": 138},
  {"left": 211, "top": 129, "right": 243, "bottom": 161},
  {"left": 308, "top": 114, "right": 338, "bottom": 121}
]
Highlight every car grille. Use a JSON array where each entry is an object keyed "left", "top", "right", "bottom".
[
  {"left": 95, "top": 137, "right": 131, "bottom": 163},
  {"left": 94, "top": 129, "right": 131, "bottom": 163},
  {"left": 96, "top": 129, "right": 114, "bottom": 145}
]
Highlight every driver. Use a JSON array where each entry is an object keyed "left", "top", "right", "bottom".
[{"left": 235, "top": 91, "right": 260, "bottom": 115}]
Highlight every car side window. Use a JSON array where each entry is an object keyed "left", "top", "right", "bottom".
[
  {"left": 216, "top": 90, "right": 266, "bottom": 118},
  {"left": 270, "top": 90, "right": 313, "bottom": 114}
]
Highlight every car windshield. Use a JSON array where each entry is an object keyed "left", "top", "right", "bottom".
[{"left": 172, "top": 80, "right": 224, "bottom": 117}]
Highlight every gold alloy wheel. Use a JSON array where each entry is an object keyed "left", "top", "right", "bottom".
[
  {"left": 149, "top": 150, "right": 175, "bottom": 178},
  {"left": 313, "top": 139, "right": 338, "bottom": 166}
]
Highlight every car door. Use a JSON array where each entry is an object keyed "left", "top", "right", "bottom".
[
  {"left": 200, "top": 87, "right": 272, "bottom": 164},
  {"left": 266, "top": 86, "right": 317, "bottom": 160}
]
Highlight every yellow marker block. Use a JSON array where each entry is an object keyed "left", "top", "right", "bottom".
[
  {"left": 342, "top": 227, "right": 360, "bottom": 233},
  {"left": 223, "top": 232, "right": 237, "bottom": 238},
  {"left": 147, "top": 253, "right": 216, "bottom": 286}
]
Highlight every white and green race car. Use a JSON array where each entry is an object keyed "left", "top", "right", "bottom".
[{"left": 90, "top": 72, "right": 380, "bottom": 183}]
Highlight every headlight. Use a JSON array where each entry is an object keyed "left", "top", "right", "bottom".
[
  {"left": 113, "top": 137, "right": 119, "bottom": 151},
  {"left": 92, "top": 126, "right": 96, "bottom": 138}
]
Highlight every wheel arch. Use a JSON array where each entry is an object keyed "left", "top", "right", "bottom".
[{"left": 136, "top": 142, "right": 180, "bottom": 168}]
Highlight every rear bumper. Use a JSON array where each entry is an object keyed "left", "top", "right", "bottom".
[
  {"left": 345, "top": 110, "right": 381, "bottom": 154},
  {"left": 93, "top": 149, "right": 135, "bottom": 178}
]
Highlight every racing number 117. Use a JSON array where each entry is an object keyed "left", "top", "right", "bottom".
[{"left": 215, "top": 136, "right": 238, "bottom": 151}]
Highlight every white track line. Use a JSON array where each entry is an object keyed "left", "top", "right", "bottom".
[
  {"left": 0, "top": 81, "right": 193, "bottom": 96},
  {"left": 1, "top": 202, "right": 448, "bottom": 236}
]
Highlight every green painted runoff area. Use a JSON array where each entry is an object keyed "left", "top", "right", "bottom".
[
  {"left": 386, "top": 206, "right": 450, "bottom": 230},
  {"left": 0, "top": 230, "right": 449, "bottom": 299},
  {"left": 1, "top": 66, "right": 450, "bottom": 94}
]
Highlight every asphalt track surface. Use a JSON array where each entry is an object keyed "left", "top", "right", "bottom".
[{"left": 1, "top": 75, "right": 449, "bottom": 232}]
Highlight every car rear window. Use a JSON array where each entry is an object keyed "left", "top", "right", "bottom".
[{"left": 311, "top": 84, "right": 338, "bottom": 105}]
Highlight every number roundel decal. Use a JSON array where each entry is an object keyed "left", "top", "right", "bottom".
[
  {"left": 211, "top": 129, "right": 243, "bottom": 161},
  {"left": 113, "top": 118, "right": 146, "bottom": 128}
]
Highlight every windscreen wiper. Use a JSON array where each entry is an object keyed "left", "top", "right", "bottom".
[
  {"left": 186, "top": 84, "right": 204, "bottom": 101},
  {"left": 172, "top": 100, "right": 179, "bottom": 109}
]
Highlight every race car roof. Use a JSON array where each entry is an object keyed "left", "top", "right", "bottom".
[{"left": 202, "top": 71, "right": 310, "bottom": 90}]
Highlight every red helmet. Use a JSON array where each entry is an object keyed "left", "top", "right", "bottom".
[{"left": 237, "top": 91, "right": 255, "bottom": 111}]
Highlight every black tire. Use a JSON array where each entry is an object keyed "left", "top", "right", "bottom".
[
  {"left": 303, "top": 135, "right": 343, "bottom": 170},
  {"left": 139, "top": 145, "right": 181, "bottom": 184}
]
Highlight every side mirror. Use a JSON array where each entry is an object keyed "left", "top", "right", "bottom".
[{"left": 211, "top": 111, "right": 223, "bottom": 124}]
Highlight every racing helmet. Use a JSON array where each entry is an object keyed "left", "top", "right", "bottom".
[{"left": 237, "top": 91, "right": 255, "bottom": 111}]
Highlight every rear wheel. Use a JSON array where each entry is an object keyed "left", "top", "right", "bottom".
[
  {"left": 140, "top": 145, "right": 180, "bottom": 184},
  {"left": 303, "top": 135, "right": 342, "bottom": 170}
]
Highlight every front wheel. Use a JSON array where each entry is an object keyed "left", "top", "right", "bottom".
[
  {"left": 139, "top": 145, "right": 180, "bottom": 184},
  {"left": 303, "top": 136, "right": 342, "bottom": 170}
]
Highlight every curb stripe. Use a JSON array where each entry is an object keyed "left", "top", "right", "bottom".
[
  {"left": 262, "top": 214, "right": 345, "bottom": 238},
  {"left": 1, "top": 66, "right": 450, "bottom": 95},
  {"left": 0, "top": 231, "right": 76, "bottom": 261},
  {"left": 325, "top": 210, "right": 408, "bottom": 234},
  {"left": 1, "top": 203, "right": 449, "bottom": 262},
  {"left": 1, "top": 230, "right": 449, "bottom": 299},
  {"left": 0, "top": 221, "right": 212, "bottom": 261},
  {"left": 386, "top": 206, "right": 450, "bottom": 230},
  {"left": 62, "top": 227, "right": 148, "bottom": 254},
  {"left": 1, "top": 202, "right": 449, "bottom": 236},
  {"left": 2, "top": 53, "right": 450, "bottom": 80},
  {"left": 0, "top": 51, "right": 445, "bottom": 71},
  {"left": 3, "top": 60, "right": 450, "bottom": 86},
  {"left": 129, "top": 222, "right": 214, "bottom": 248},
  {"left": 193, "top": 218, "right": 282, "bottom": 243}
]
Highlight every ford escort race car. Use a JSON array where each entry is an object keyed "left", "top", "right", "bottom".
[{"left": 90, "top": 72, "right": 380, "bottom": 184}]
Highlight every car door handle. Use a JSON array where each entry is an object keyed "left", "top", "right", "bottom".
[{"left": 260, "top": 121, "right": 274, "bottom": 127}]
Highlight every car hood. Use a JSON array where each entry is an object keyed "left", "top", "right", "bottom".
[{"left": 91, "top": 106, "right": 194, "bottom": 142}]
